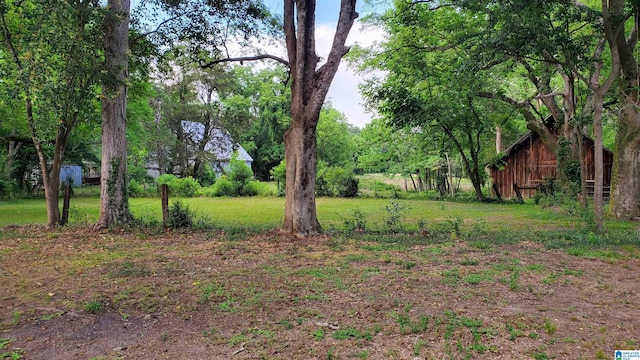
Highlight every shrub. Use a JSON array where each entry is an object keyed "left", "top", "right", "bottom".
[
  {"left": 198, "top": 185, "right": 217, "bottom": 197},
  {"left": 340, "top": 176, "right": 359, "bottom": 197},
  {"left": 270, "top": 160, "right": 287, "bottom": 196},
  {"left": 208, "top": 159, "right": 262, "bottom": 197},
  {"left": 156, "top": 174, "right": 201, "bottom": 197},
  {"left": 166, "top": 200, "right": 193, "bottom": 229},
  {"left": 195, "top": 164, "right": 217, "bottom": 187},
  {"left": 175, "top": 176, "right": 201, "bottom": 197},
  {"left": 156, "top": 174, "right": 179, "bottom": 191},
  {"left": 247, "top": 181, "right": 276, "bottom": 196},
  {"left": 228, "top": 158, "right": 253, "bottom": 192},
  {"left": 343, "top": 208, "right": 368, "bottom": 233},
  {"left": 128, "top": 179, "right": 153, "bottom": 198},
  {"left": 212, "top": 177, "right": 235, "bottom": 197},
  {"left": 383, "top": 200, "right": 410, "bottom": 232},
  {"left": 241, "top": 180, "right": 260, "bottom": 196},
  {"left": 316, "top": 164, "right": 359, "bottom": 197}
]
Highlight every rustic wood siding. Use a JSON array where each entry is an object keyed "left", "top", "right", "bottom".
[{"left": 489, "top": 132, "right": 613, "bottom": 200}]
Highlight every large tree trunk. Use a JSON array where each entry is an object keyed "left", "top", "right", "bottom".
[
  {"left": 602, "top": 0, "right": 640, "bottom": 219},
  {"left": 98, "top": 0, "right": 132, "bottom": 228},
  {"left": 282, "top": 119, "right": 321, "bottom": 234},
  {"left": 280, "top": 0, "right": 357, "bottom": 236},
  {"left": 610, "top": 105, "right": 640, "bottom": 219}
]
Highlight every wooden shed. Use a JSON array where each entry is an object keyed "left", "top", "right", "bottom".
[{"left": 488, "top": 131, "right": 613, "bottom": 200}]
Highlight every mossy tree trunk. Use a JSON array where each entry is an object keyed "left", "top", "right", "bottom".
[
  {"left": 97, "top": 0, "right": 132, "bottom": 228},
  {"left": 602, "top": 1, "right": 640, "bottom": 219}
]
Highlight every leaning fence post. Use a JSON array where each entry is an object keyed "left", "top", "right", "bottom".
[
  {"left": 512, "top": 183, "right": 524, "bottom": 204},
  {"left": 492, "top": 183, "right": 503, "bottom": 202},
  {"left": 161, "top": 184, "right": 169, "bottom": 226},
  {"left": 60, "top": 184, "right": 72, "bottom": 226}
]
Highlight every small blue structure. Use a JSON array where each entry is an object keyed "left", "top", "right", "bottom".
[{"left": 60, "top": 165, "right": 83, "bottom": 187}]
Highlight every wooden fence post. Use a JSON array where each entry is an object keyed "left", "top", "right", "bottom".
[
  {"left": 512, "top": 183, "right": 524, "bottom": 204},
  {"left": 60, "top": 184, "right": 72, "bottom": 226},
  {"left": 161, "top": 184, "right": 169, "bottom": 226},
  {"left": 492, "top": 183, "right": 502, "bottom": 202}
]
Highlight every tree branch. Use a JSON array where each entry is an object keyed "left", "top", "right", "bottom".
[
  {"left": 284, "top": 0, "right": 297, "bottom": 66},
  {"left": 315, "top": 0, "right": 358, "bottom": 101},
  {"left": 132, "top": 10, "right": 199, "bottom": 45},
  {"left": 199, "top": 54, "right": 290, "bottom": 69},
  {"left": 405, "top": 0, "right": 457, "bottom": 10}
]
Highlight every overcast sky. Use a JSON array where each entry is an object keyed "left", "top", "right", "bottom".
[
  {"left": 136, "top": 0, "right": 386, "bottom": 128},
  {"left": 262, "top": 1, "right": 387, "bottom": 128}
]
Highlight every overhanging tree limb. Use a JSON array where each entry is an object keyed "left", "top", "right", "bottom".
[{"left": 199, "top": 54, "right": 290, "bottom": 68}]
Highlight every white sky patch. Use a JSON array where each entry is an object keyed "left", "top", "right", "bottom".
[
  {"left": 232, "top": 20, "right": 385, "bottom": 128},
  {"left": 315, "top": 21, "right": 385, "bottom": 128}
]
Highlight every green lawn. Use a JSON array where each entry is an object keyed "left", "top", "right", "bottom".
[{"left": 0, "top": 195, "right": 634, "bottom": 234}]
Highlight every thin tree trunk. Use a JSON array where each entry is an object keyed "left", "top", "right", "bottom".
[
  {"left": 593, "top": 93, "right": 605, "bottom": 230},
  {"left": 587, "top": 36, "right": 618, "bottom": 231},
  {"left": 409, "top": 173, "right": 417, "bottom": 192},
  {"left": 577, "top": 131, "right": 587, "bottom": 207},
  {"left": 445, "top": 152, "right": 453, "bottom": 196},
  {"left": 153, "top": 99, "right": 167, "bottom": 176},
  {"left": 98, "top": 0, "right": 132, "bottom": 228}
]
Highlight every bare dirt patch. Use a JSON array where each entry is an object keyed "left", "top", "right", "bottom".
[{"left": 1, "top": 227, "right": 639, "bottom": 359}]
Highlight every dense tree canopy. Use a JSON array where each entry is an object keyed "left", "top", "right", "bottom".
[
  {"left": 4, "top": 0, "right": 640, "bottom": 229},
  {"left": 1, "top": 0, "right": 103, "bottom": 226}
]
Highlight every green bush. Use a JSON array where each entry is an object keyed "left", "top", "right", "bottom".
[
  {"left": 128, "top": 179, "right": 148, "bottom": 198},
  {"left": 242, "top": 180, "right": 260, "bottom": 196},
  {"left": 196, "top": 165, "right": 217, "bottom": 187},
  {"left": 228, "top": 158, "right": 253, "bottom": 193},
  {"left": 316, "top": 164, "right": 359, "bottom": 198},
  {"left": 156, "top": 174, "right": 179, "bottom": 190},
  {"left": 343, "top": 208, "right": 368, "bottom": 233},
  {"left": 198, "top": 185, "right": 217, "bottom": 197},
  {"left": 247, "top": 181, "right": 276, "bottom": 196},
  {"left": 176, "top": 176, "right": 201, "bottom": 197},
  {"left": 166, "top": 200, "right": 193, "bottom": 229},
  {"left": 212, "top": 177, "right": 235, "bottom": 197},
  {"left": 129, "top": 179, "right": 155, "bottom": 198},
  {"left": 207, "top": 159, "right": 262, "bottom": 197},
  {"left": 156, "top": 174, "right": 202, "bottom": 197},
  {"left": 270, "top": 160, "right": 287, "bottom": 196}
]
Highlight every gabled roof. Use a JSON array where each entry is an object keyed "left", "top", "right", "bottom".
[
  {"left": 489, "top": 130, "right": 613, "bottom": 169},
  {"left": 500, "top": 131, "right": 535, "bottom": 158},
  {"left": 181, "top": 121, "right": 253, "bottom": 162}
]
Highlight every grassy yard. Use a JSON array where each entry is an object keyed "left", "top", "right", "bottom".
[
  {"left": 0, "top": 192, "right": 621, "bottom": 233},
  {"left": 1, "top": 193, "right": 640, "bottom": 359}
]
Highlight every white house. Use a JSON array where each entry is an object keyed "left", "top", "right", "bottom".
[{"left": 146, "top": 121, "right": 253, "bottom": 178}]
